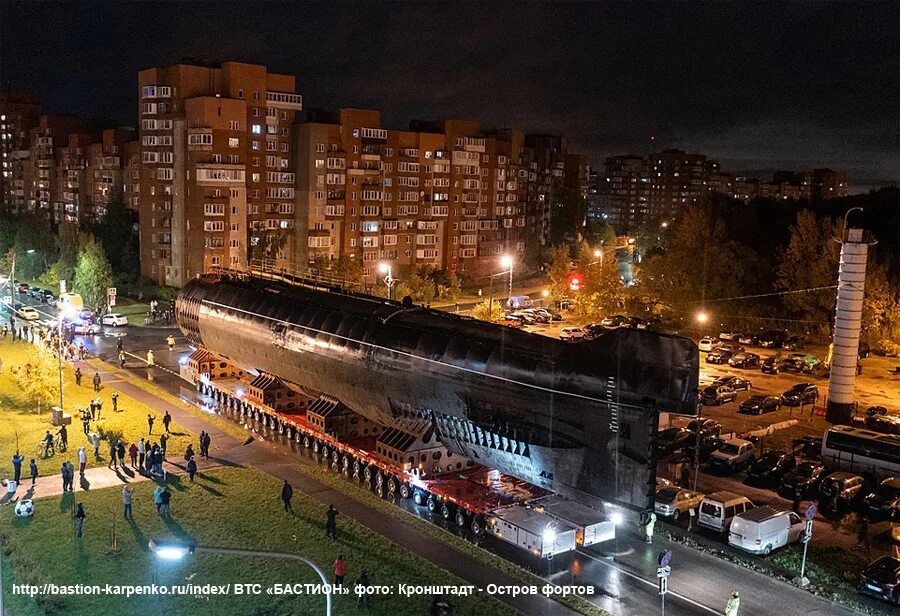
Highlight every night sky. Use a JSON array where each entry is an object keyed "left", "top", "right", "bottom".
[{"left": 2, "top": 1, "right": 897, "bottom": 190}]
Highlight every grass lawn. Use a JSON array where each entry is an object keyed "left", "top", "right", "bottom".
[
  {"left": 0, "top": 466, "right": 519, "bottom": 616},
  {"left": 0, "top": 340, "right": 194, "bottom": 478}
]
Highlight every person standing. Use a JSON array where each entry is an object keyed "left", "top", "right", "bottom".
[
  {"left": 160, "top": 486, "right": 171, "bottom": 517},
  {"left": 644, "top": 512, "right": 657, "bottom": 544},
  {"left": 77, "top": 446, "right": 87, "bottom": 476},
  {"left": 725, "top": 590, "right": 740, "bottom": 616},
  {"left": 162, "top": 411, "right": 172, "bottom": 434},
  {"left": 355, "top": 571, "right": 370, "bottom": 608},
  {"left": 108, "top": 439, "right": 118, "bottom": 470},
  {"left": 74, "top": 367, "right": 82, "bottom": 386},
  {"left": 325, "top": 504, "right": 338, "bottom": 540},
  {"left": 166, "top": 335, "right": 175, "bottom": 351},
  {"left": 74, "top": 503, "right": 86, "bottom": 538},
  {"left": 119, "top": 350, "right": 126, "bottom": 368},
  {"left": 138, "top": 438, "right": 146, "bottom": 470},
  {"left": 128, "top": 442, "right": 138, "bottom": 467},
  {"left": 116, "top": 441, "right": 126, "bottom": 469},
  {"left": 202, "top": 432, "right": 211, "bottom": 459},
  {"left": 65, "top": 461, "right": 75, "bottom": 492},
  {"left": 59, "top": 462, "right": 68, "bottom": 493},
  {"left": 94, "top": 398, "right": 103, "bottom": 420},
  {"left": 116, "top": 337, "right": 123, "bottom": 353},
  {"left": 122, "top": 486, "right": 133, "bottom": 519},
  {"left": 89, "top": 399, "right": 97, "bottom": 420},
  {"left": 29, "top": 458, "right": 38, "bottom": 486},
  {"left": 90, "top": 432, "right": 101, "bottom": 459},
  {"left": 160, "top": 433, "right": 168, "bottom": 459},
  {"left": 199, "top": 431, "right": 206, "bottom": 456},
  {"left": 792, "top": 486, "right": 803, "bottom": 514},
  {"left": 857, "top": 516, "right": 871, "bottom": 549},
  {"left": 56, "top": 424, "right": 68, "bottom": 450},
  {"left": 111, "top": 392, "right": 119, "bottom": 413},
  {"left": 153, "top": 485, "right": 163, "bottom": 513},
  {"left": 147, "top": 414, "right": 156, "bottom": 434},
  {"left": 333, "top": 555, "right": 346, "bottom": 586},
  {"left": 186, "top": 457, "right": 197, "bottom": 482},
  {"left": 92, "top": 372, "right": 101, "bottom": 392},
  {"left": 281, "top": 480, "right": 294, "bottom": 513},
  {"left": 146, "top": 349, "right": 155, "bottom": 367},
  {"left": 81, "top": 410, "right": 90, "bottom": 435},
  {"left": 11, "top": 452, "right": 24, "bottom": 484}
]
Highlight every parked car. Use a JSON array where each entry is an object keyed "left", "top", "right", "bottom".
[
  {"left": 713, "top": 375, "right": 752, "bottom": 391},
  {"left": 77, "top": 307, "right": 95, "bottom": 321},
  {"left": 745, "top": 451, "right": 796, "bottom": 487},
  {"left": 728, "top": 352, "right": 760, "bottom": 369},
  {"left": 583, "top": 323, "right": 606, "bottom": 340},
  {"left": 778, "top": 461, "right": 827, "bottom": 499},
  {"left": 510, "top": 311, "right": 536, "bottom": 324},
  {"left": 728, "top": 506, "right": 804, "bottom": 555},
  {"left": 718, "top": 330, "right": 743, "bottom": 341},
  {"left": 655, "top": 487, "right": 704, "bottom": 519},
  {"left": 698, "top": 336, "right": 721, "bottom": 352},
  {"left": 700, "top": 384, "right": 738, "bottom": 406},
  {"left": 558, "top": 327, "right": 585, "bottom": 341},
  {"left": 523, "top": 308, "right": 551, "bottom": 323},
  {"left": 739, "top": 395, "right": 781, "bottom": 415},
  {"left": 865, "top": 414, "right": 900, "bottom": 435},
  {"left": 16, "top": 306, "right": 40, "bottom": 321},
  {"left": 686, "top": 418, "right": 722, "bottom": 437},
  {"left": 718, "top": 342, "right": 745, "bottom": 355},
  {"left": 600, "top": 314, "right": 627, "bottom": 329},
  {"left": 759, "top": 330, "right": 789, "bottom": 348},
  {"left": 761, "top": 356, "right": 784, "bottom": 375},
  {"left": 780, "top": 383, "right": 819, "bottom": 407},
  {"left": 623, "top": 316, "right": 645, "bottom": 329},
  {"left": 698, "top": 491, "right": 755, "bottom": 533},
  {"left": 705, "top": 349, "right": 733, "bottom": 365},
  {"left": 495, "top": 316, "right": 524, "bottom": 328},
  {"left": 39, "top": 289, "right": 55, "bottom": 303},
  {"left": 819, "top": 471, "right": 866, "bottom": 511},
  {"left": 656, "top": 476, "right": 674, "bottom": 489},
  {"left": 861, "top": 477, "right": 900, "bottom": 522},
  {"left": 782, "top": 336, "right": 805, "bottom": 351},
  {"left": 70, "top": 321, "right": 102, "bottom": 335},
  {"left": 857, "top": 556, "right": 900, "bottom": 606},
  {"left": 708, "top": 439, "right": 756, "bottom": 472},
  {"left": 656, "top": 427, "right": 693, "bottom": 458},
  {"left": 737, "top": 332, "right": 760, "bottom": 346},
  {"left": 16, "top": 282, "right": 29, "bottom": 292},
  {"left": 27, "top": 287, "right": 42, "bottom": 298}
]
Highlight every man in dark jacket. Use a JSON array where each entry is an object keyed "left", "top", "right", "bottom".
[{"left": 281, "top": 480, "right": 294, "bottom": 513}]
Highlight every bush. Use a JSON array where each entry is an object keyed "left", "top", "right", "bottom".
[
  {"left": 873, "top": 339, "right": 900, "bottom": 357},
  {"left": 96, "top": 421, "right": 125, "bottom": 444}
]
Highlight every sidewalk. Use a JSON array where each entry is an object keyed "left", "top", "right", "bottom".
[{"left": 67, "top": 360, "right": 579, "bottom": 616}]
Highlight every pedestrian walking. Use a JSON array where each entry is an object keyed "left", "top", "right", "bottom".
[
  {"left": 116, "top": 338, "right": 123, "bottom": 353},
  {"left": 59, "top": 462, "right": 68, "bottom": 492},
  {"left": 325, "top": 504, "right": 338, "bottom": 539},
  {"left": 725, "top": 590, "right": 740, "bottom": 616},
  {"left": 153, "top": 485, "right": 163, "bottom": 513},
  {"left": 116, "top": 441, "right": 126, "bottom": 468},
  {"left": 74, "top": 503, "right": 86, "bottom": 538},
  {"left": 119, "top": 350, "right": 126, "bottom": 368},
  {"left": 147, "top": 413, "right": 156, "bottom": 434},
  {"left": 81, "top": 410, "right": 91, "bottom": 434},
  {"left": 29, "top": 458, "right": 38, "bottom": 486},
  {"left": 129, "top": 442, "right": 138, "bottom": 467},
  {"left": 90, "top": 432, "right": 101, "bottom": 459},
  {"left": 12, "top": 452, "right": 24, "bottom": 484},
  {"left": 160, "top": 486, "right": 171, "bottom": 517},
  {"left": 199, "top": 431, "right": 206, "bottom": 456},
  {"left": 355, "top": 571, "right": 371, "bottom": 608},
  {"left": 89, "top": 399, "right": 97, "bottom": 420},
  {"left": 123, "top": 486, "right": 133, "bottom": 519},
  {"left": 202, "top": 432, "right": 211, "bottom": 459},
  {"left": 163, "top": 411, "right": 171, "bottom": 434},
  {"left": 281, "top": 480, "right": 294, "bottom": 513},
  {"left": 333, "top": 555, "right": 346, "bottom": 585},
  {"left": 184, "top": 444, "right": 195, "bottom": 462},
  {"left": 166, "top": 335, "right": 175, "bottom": 351},
  {"left": 77, "top": 446, "right": 87, "bottom": 475},
  {"left": 92, "top": 372, "right": 101, "bottom": 392},
  {"left": 57, "top": 424, "right": 68, "bottom": 450},
  {"left": 160, "top": 433, "right": 168, "bottom": 459},
  {"left": 65, "top": 461, "right": 74, "bottom": 491},
  {"left": 108, "top": 439, "right": 118, "bottom": 470},
  {"left": 857, "top": 516, "right": 871, "bottom": 549},
  {"left": 186, "top": 457, "right": 197, "bottom": 482},
  {"left": 644, "top": 512, "right": 657, "bottom": 544},
  {"left": 74, "top": 367, "right": 82, "bottom": 386},
  {"left": 146, "top": 349, "right": 155, "bottom": 367},
  {"left": 138, "top": 438, "right": 146, "bottom": 470},
  {"left": 111, "top": 392, "right": 119, "bottom": 412},
  {"left": 94, "top": 398, "right": 103, "bottom": 420},
  {"left": 792, "top": 486, "right": 802, "bottom": 514}
]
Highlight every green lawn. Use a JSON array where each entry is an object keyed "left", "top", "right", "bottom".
[
  {"left": 0, "top": 340, "right": 193, "bottom": 478},
  {"left": 0, "top": 467, "right": 519, "bottom": 616}
]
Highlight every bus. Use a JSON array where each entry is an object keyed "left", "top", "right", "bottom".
[{"left": 821, "top": 426, "right": 900, "bottom": 479}]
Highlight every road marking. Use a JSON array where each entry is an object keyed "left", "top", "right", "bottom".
[
  {"left": 577, "top": 549, "right": 721, "bottom": 616},
  {"left": 123, "top": 350, "right": 181, "bottom": 378}
]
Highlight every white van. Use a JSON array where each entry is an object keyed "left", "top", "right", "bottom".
[
  {"left": 57, "top": 292, "right": 84, "bottom": 311},
  {"left": 698, "top": 491, "right": 754, "bottom": 533},
  {"left": 506, "top": 295, "right": 534, "bottom": 309},
  {"left": 728, "top": 506, "right": 804, "bottom": 555}
]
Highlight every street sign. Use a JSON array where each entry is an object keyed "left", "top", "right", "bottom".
[
  {"left": 658, "top": 550, "right": 672, "bottom": 568},
  {"left": 59, "top": 280, "right": 66, "bottom": 294},
  {"left": 805, "top": 503, "right": 817, "bottom": 520},
  {"left": 108, "top": 296, "right": 116, "bottom": 307},
  {"left": 107, "top": 287, "right": 117, "bottom": 296}
]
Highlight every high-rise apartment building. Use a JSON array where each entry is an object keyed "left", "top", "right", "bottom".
[
  {"left": 595, "top": 155, "right": 650, "bottom": 230},
  {"left": 82, "top": 128, "right": 136, "bottom": 223},
  {"left": 137, "top": 61, "right": 301, "bottom": 287},
  {"left": 0, "top": 91, "right": 41, "bottom": 212},
  {"left": 812, "top": 168, "right": 847, "bottom": 200},
  {"left": 647, "top": 150, "right": 714, "bottom": 221}
]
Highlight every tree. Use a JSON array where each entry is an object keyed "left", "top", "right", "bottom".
[
  {"left": 16, "top": 348, "right": 58, "bottom": 413},
  {"left": 584, "top": 220, "right": 617, "bottom": 247},
  {"left": 548, "top": 185, "right": 587, "bottom": 247},
  {"left": 862, "top": 261, "right": 900, "bottom": 342},
  {"left": 73, "top": 234, "right": 114, "bottom": 310},
  {"left": 331, "top": 255, "right": 362, "bottom": 287},
  {"left": 471, "top": 299, "right": 503, "bottom": 322},
  {"left": 12, "top": 213, "right": 57, "bottom": 279},
  {"left": 573, "top": 244, "right": 625, "bottom": 320},
  {"left": 90, "top": 201, "right": 138, "bottom": 273},
  {"left": 55, "top": 222, "right": 80, "bottom": 285},
  {"left": 547, "top": 245, "right": 575, "bottom": 302},
  {"left": 776, "top": 210, "right": 841, "bottom": 324}
]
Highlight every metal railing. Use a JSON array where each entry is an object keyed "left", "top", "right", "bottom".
[{"left": 207, "top": 258, "right": 363, "bottom": 294}]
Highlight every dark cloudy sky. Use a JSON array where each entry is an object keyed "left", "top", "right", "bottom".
[{"left": 2, "top": 1, "right": 898, "bottom": 190}]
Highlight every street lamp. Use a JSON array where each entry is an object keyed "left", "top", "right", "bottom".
[
  {"left": 695, "top": 311, "right": 709, "bottom": 325},
  {"left": 541, "top": 288, "right": 549, "bottom": 308},
  {"left": 500, "top": 255, "right": 513, "bottom": 301},
  {"left": 377, "top": 262, "right": 395, "bottom": 301},
  {"left": 149, "top": 539, "right": 332, "bottom": 616},
  {"left": 56, "top": 305, "right": 76, "bottom": 411}
]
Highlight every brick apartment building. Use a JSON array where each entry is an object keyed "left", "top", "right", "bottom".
[
  {"left": 0, "top": 91, "right": 41, "bottom": 210},
  {"left": 137, "top": 61, "right": 301, "bottom": 287},
  {"left": 295, "top": 109, "right": 579, "bottom": 282}
]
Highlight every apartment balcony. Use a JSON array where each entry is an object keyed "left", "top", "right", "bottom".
[
  {"left": 462, "top": 208, "right": 478, "bottom": 217},
  {"left": 326, "top": 191, "right": 345, "bottom": 202},
  {"left": 266, "top": 91, "right": 303, "bottom": 111}
]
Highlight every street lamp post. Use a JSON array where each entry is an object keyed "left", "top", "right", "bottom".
[
  {"left": 500, "top": 255, "right": 513, "bottom": 302},
  {"left": 378, "top": 263, "right": 395, "bottom": 301},
  {"left": 150, "top": 539, "right": 332, "bottom": 616}
]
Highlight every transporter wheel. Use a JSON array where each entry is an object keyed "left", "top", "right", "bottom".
[
  {"left": 322, "top": 444, "right": 331, "bottom": 459},
  {"left": 413, "top": 490, "right": 426, "bottom": 507},
  {"left": 455, "top": 509, "right": 468, "bottom": 527},
  {"left": 332, "top": 451, "right": 340, "bottom": 465},
  {"left": 352, "top": 460, "right": 362, "bottom": 480},
  {"left": 312, "top": 440, "right": 320, "bottom": 454},
  {"left": 763, "top": 544, "right": 773, "bottom": 555},
  {"left": 470, "top": 516, "right": 485, "bottom": 536},
  {"left": 426, "top": 495, "right": 438, "bottom": 513},
  {"left": 399, "top": 483, "right": 412, "bottom": 499},
  {"left": 388, "top": 477, "right": 398, "bottom": 495},
  {"left": 440, "top": 502, "right": 454, "bottom": 521},
  {"left": 303, "top": 435, "right": 311, "bottom": 449},
  {"left": 374, "top": 482, "right": 385, "bottom": 498},
  {"left": 363, "top": 466, "right": 374, "bottom": 484},
  {"left": 342, "top": 456, "right": 352, "bottom": 477}
]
